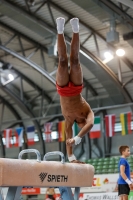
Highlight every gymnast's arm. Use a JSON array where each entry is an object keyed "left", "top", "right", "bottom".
[
  {"left": 78, "top": 110, "right": 94, "bottom": 138},
  {"left": 65, "top": 118, "right": 74, "bottom": 140},
  {"left": 65, "top": 119, "right": 76, "bottom": 157},
  {"left": 66, "top": 110, "right": 94, "bottom": 146}
]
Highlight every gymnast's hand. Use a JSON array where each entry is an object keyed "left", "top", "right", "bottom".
[
  {"left": 66, "top": 138, "right": 75, "bottom": 146},
  {"left": 71, "top": 160, "right": 85, "bottom": 164}
]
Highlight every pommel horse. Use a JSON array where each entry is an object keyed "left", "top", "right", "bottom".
[{"left": 0, "top": 149, "right": 94, "bottom": 200}]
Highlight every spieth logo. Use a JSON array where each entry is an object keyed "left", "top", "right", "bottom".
[
  {"left": 39, "top": 172, "right": 68, "bottom": 183},
  {"left": 39, "top": 173, "right": 47, "bottom": 182}
]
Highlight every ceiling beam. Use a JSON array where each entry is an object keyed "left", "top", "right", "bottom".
[
  {"left": 0, "top": 21, "right": 48, "bottom": 52},
  {"left": 0, "top": 45, "right": 56, "bottom": 85},
  {"left": 0, "top": 0, "right": 132, "bottom": 104},
  {"left": 0, "top": 21, "right": 98, "bottom": 97},
  {"left": 0, "top": 95, "right": 24, "bottom": 127},
  {"left": 12, "top": 67, "right": 52, "bottom": 102},
  {"left": 1, "top": 85, "right": 46, "bottom": 155},
  {"left": 116, "top": 0, "right": 133, "bottom": 9},
  {"left": 51, "top": 0, "right": 133, "bottom": 72},
  {"left": 83, "top": 78, "right": 98, "bottom": 96},
  {"left": 93, "top": 0, "right": 133, "bottom": 29}
]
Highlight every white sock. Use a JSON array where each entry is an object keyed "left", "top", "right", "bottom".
[
  {"left": 70, "top": 18, "right": 79, "bottom": 33},
  {"left": 56, "top": 17, "right": 65, "bottom": 34}
]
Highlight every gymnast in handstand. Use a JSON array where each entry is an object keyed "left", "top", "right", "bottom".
[{"left": 56, "top": 17, "right": 94, "bottom": 163}]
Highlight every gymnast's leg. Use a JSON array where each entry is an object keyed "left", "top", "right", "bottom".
[
  {"left": 69, "top": 18, "right": 83, "bottom": 86},
  {"left": 56, "top": 17, "right": 69, "bottom": 87}
]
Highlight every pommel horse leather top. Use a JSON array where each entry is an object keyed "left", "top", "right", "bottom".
[
  {"left": 0, "top": 150, "right": 94, "bottom": 188},
  {"left": 0, "top": 159, "right": 94, "bottom": 187}
]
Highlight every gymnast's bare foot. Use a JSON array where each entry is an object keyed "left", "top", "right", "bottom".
[{"left": 70, "top": 160, "right": 85, "bottom": 164}]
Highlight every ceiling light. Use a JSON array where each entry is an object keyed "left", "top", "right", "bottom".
[
  {"left": 8, "top": 74, "right": 14, "bottom": 81},
  {"left": 2, "top": 74, "right": 15, "bottom": 86},
  {"left": 116, "top": 49, "right": 125, "bottom": 57},
  {"left": 104, "top": 52, "right": 113, "bottom": 59},
  {"left": 103, "top": 51, "right": 114, "bottom": 64}
]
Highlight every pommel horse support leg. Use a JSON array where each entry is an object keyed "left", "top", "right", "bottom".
[{"left": 0, "top": 149, "right": 94, "bottom": 200}]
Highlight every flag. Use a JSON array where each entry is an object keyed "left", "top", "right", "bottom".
[
  {"left": 4, "top": 129, "right": 12, "bottom": 148},
  {"left": 14, "top": 127, "right": 23, "bottom": 147},
  {"left": 58, "top": 121, "right": 65, "bottom": 142},
  {"left": 120, "top": 112, "right": 132, "bottom": 135},
  {"left": 105, "top": 115, "right": 116, "bottom": 137},
  {"left": 89, "top": 117, "right": 101, "bottom": 139},
  {"left": 44, "top": 123, "right": 53, "bottom": 142},
  {"left": 72, "top": 122, "right": 79, "bottom": 137},
  {"left": 26, "top": 126, "right": 35, "bottom": 145}
]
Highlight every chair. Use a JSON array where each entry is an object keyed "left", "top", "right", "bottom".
[
  {"left": 115, "top": 163, "right": 118, "bottom": 168},
  {"left": 103, "top": 161, "right": 110, "bottom": 165},
  {"left": 96, "top": 165, "right": 103, "bottom": 169},
  {"left": 110, "top": 157, "right": 115, "bottom": 161},
  {"left": 108, "top": 164, "right": 115, "bottom": 169},
  {"left": 103, "top": 157, "right": 110, "bottom": 161},
  {"left": 91, "top": 159, "right": 97, "bottom": 165},
  {"left": 102, "top": 165, "right": 108, "bottom": 169},
  {"left": 95, "top": 169, "right": 102, "bottom": 174},
  {"left": 96, "top": 164, "right": 103, "bottom": 168},
  {"left": 96, "top": 165, "right": 103, "bottom": 170},
  {"left": 114, "top": 164, "right": 118, "bottom": 168},
  {"left": 127, "top": 157, "right": 133, "bottom": 160},
  {"left": 92, "top": 164, "right": 97, "bottom": 169},
  {"left": 93, "top": 158, "right": 99, "bottom": 161},
  {"left": 114, "top": 160, "right": 119, "bottom": 165},
  {"left": 130, "top": 168, "right": 133, "bottom": 172},
  {"left": 128, "top": 158, "right": 133, "bottom": 163},
  {"left": 130, "top": 163, "right": 133, "bottom": 168},
  {"left": 96, "top": 162, "right": 103, "bottom": 168},
  {"left": 98, "top": 158, "right": 104, "bottom": 162},
  {"left": 130, "top": 155, "right": 133, "bottom": 160},
  {"left": 94, "top": 165, "right": 97, "bottom": 170},
  {"left": 114, "top": 168, "right": 119, "bottom": 173},
  {"left": 108, "top": 160, "right": 115, "bottom": 169},
  {"left": 108, "top": 169, "right": 114, "bottom": 174},
  {"left": 114, "top": 157, "right": 120, "bottom": 161},
  {"left": 109, "top": 160, "right": 115, "bottom": 164},
  {"left": 86, "top": 159, "right": 93, "bottom": 164},
  {"left": 102, "top": 169, "right": 108, "bottom": 174}
]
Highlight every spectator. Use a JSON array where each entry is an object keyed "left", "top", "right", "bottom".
[
  {"left": 118, "top": 145, "right": 133, "bottom": 200},
  {"left": 45, "top": 188, "right": 55, "bottom": 200}
]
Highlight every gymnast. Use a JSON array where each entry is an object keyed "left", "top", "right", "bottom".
[{"left": 56, "top": 17, "right": 94, "bottom": 164}]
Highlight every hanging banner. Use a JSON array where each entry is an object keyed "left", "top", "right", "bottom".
[
  {"left": 86, "top": 174, "right": 118, "bottom": 193},
  {"left": 4, "top": 129, "right": 12, "bottom": 148},
  {"left": 90, "top": 117, "right": 101, "bottom": 139},
  {"left": 58, "top": 121, "right": 65, "bottom": 142},
  {"left": 21, "top": 188, "right": 40, "bottom": 195},
  {"left": 83, "top": 193, "right": 118, "bottom": 200},
  {"left": 44, "top": 122, "right": 53, "bottom": 142}
]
